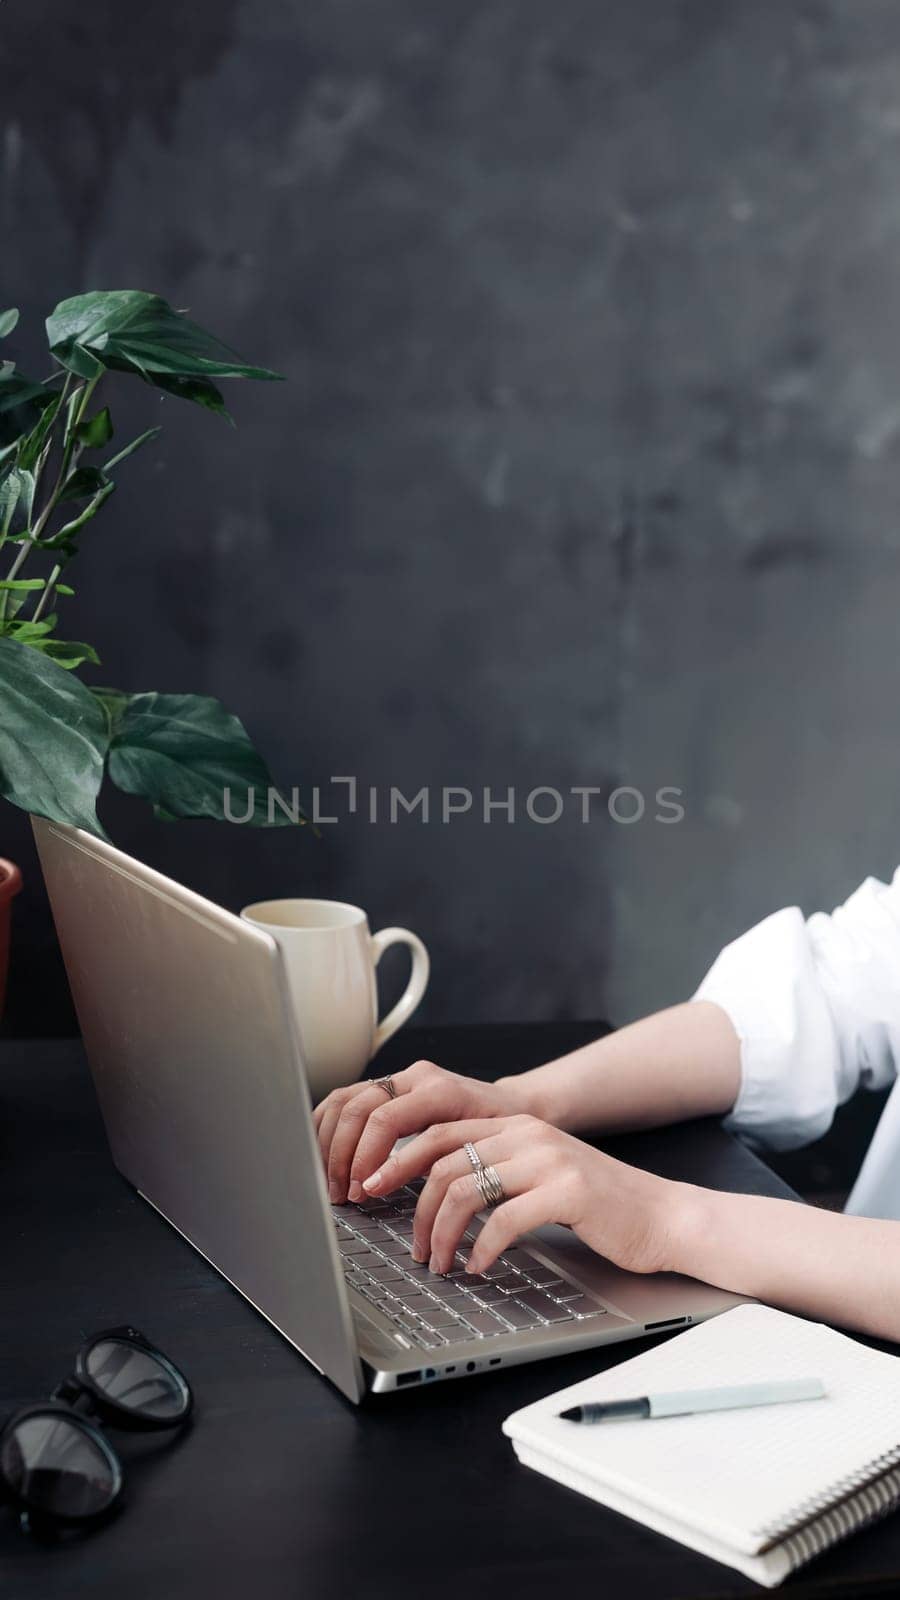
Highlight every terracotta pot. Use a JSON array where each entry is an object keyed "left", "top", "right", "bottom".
[{"left": 0, "top": 859, "right": 22, "bottom": 1020}]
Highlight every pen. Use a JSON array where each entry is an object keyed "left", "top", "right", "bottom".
[{"left": 559, "top": 1376, "right": 826, "bottom": 1423}]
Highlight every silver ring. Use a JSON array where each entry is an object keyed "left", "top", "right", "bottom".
[
  {"left": 373, "top": 1075, "right": 396, "bottom": 1100},
  {"left": 463, "top": 1141, "right": 483, "bottom": 1174},
  {"left": 475, "top": 1163, "right": 506, "bottom": 1209}
]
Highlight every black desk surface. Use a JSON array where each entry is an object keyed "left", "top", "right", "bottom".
[{"left": 0, "top": 1021, "right": 897, "bottom": 1600}]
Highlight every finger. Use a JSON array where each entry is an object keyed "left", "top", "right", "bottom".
[
  {"left": 315, "top": 1083, "right": 364, "bottom": 1158},
  {"left": 344, "top": 1056, "right": 480, "bottom": 1196},
  {"left": 311, "top": 1087, "right": 340, "bottom": 1133},
  {"left": 361, "top": 1118, "right": 511, "bottom": 1198},
  {"left": 340, "top": 1060, "right": 454, "bottom": 1198},
  {"left": 428, "top": 1150, "right": 533, "bottom": 1272},
  {"left": 408, "top": 1130, "right": 513, "bottom": 1260},
  {"left": 317, "top": 1091, "right": 356, "bottom": 1171},
  {"left": 345, "top": 1098, "right": 476, "bottom": 1200},
  {"left": 426, "top": 1171, "right": 487, "bottom": 1274},
  {"left": 327, "top": 1085, "right": 397, "bottom": 1202},
  {"left": 467, "top": 1187, "right": 560, "bottom": 1274}
]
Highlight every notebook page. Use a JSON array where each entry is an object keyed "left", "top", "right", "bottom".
[{"left": 503, "top": 1305, "right": 900, "bottom": 1555}]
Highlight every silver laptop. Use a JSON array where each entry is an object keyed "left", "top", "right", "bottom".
[{"left": 34, "top": 817, "right": 746, "bottom": 1402}]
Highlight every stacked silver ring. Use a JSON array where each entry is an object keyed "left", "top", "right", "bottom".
[
  {"left": 474, "top": 1163, "right": 506, "bottom": 1209},
  {"left": 373, "top": 1075, "right": 396, "bottom": 1099},
  {"left": 463, "top": 1141, "right": 483, "bottom": 1175}
]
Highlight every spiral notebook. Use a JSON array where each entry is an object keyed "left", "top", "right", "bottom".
[{"left": 502, "top": 1304, "right": 900, "bottom": 1587}]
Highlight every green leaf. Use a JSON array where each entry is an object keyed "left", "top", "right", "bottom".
[
  {"left": 0, "top": 369, "right": 59, "bottom": 454},
  {"left": 44, "top": 477, "right": 115, "bottom": 549},
  {"left": 10, "top": 616, "right": 57, "bottom": 639},
  {"left": 17, "top": 391, "right": 62, "bottom": 471},
  {"left": 58, "top": 465, "right": 110, "bottom": 504},
  {"left": 105, "top": 690, "right": 303, "bottom": 826},
  {"left": 0, "top": 577, "right": 44, "bottom": 591},
  {"left": 54, "top": 342, "right": 105, "bottom": 382},
  {"left": 103, "top": 425, "right": 161, "bottom": 471},
  {"left": 90, "top": 686, "right": 128, "bottom": 741},
  {"left": 76, "top": 405, "right": 113, "bottom": 449},
  {"left": 0, "top": 370, "right": 56, "bottom": 416},
  {"left": 0, "top": 634, "right": 108, "bottom": 833},
  {"left": 0, "top": 467, "right": 35, "bottom": 543},
  {"left": 28, "top": 637, "right": 101, "bottom": 670},
  {"left": 153, "top": 374, "right": 232, "bottom": 423},
  {"left": 0, "top": 310, "right": 19, "bottom": 339},
  {"left": 55, "top": 582, "right": 75, "bottom": 596},
  {"left": 46, "top": 293, "right": 284, "bottom": 401}
]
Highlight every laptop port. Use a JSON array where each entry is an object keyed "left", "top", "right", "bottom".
[
  {"left": 396, "top": 1370, "right": 421, "bottom": 1387},
  {"left": 644, "top": 1316, "right": 690, "bottom": 1332}
]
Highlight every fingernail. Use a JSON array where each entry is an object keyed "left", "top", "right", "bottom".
[
  {"left": 362, "top": 1171, "right": 382, "bottom": 1192},
  {"left": 329, "top": 1181, "right": 340, "bottom": 1202},
  {"left": 347, "top": 1180, "right": 362, "bottom": 1202},
  {"left": 428, "top": 1256, "right": 440, "bottom": 1274},
  {"left": 466, "top": 1259, "right": 479, "bottom": 1275},
  {"left": 411, "top": 1238, "right": 425, "bottom": 1261}
]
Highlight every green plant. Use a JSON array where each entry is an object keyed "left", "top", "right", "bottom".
[{"left": 0, "top": 290, "right": 301, "bottom": 837}]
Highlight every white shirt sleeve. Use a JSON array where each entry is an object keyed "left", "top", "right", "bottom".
[{"left": 692, "top": 873, "right": 900, "bottom": 1151}]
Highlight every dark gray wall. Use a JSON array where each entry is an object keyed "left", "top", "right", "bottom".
[{"left": 3, "top": 0, "right": 900, "bottom": 1037}]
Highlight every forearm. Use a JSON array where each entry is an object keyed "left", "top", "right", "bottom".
[
  {"left": 668, "top": 1184, "right": 900, "bottom": 1343},
  {"left": 500, "top": 1001, "right": 741, "bottom": 1134}
]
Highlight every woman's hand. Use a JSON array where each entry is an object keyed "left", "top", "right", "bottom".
[
  {"left": 312, "top": 1060, "right": 536, "bottom": 1204},
  {"left": 360, "top": 1113, "right": 681, "bottom": 1277}
]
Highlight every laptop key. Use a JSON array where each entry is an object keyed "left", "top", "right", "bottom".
[
  {"left": 514, "top": 1289, "right": 574, "bottom": 1322},
  {"left": 420, "top": 1309, "right": 463, "bottom": 1330},
  {"left": 395, "top": 1287, "right": 432, "bottom": 1306},
  {"left": 346, "top": 1249, "right": 377, "bottom": 1267},
  {"left": 379, "top": 1239, "right": 411, "bottom": 1256},
  {"left": 564, "top": 1296, "right": 607, "bottom": 1317},
  {"left": 469, "top": 1284, "right": 507, "bottom": 1306},
  {"left": 526, "top": 1267, "right": 564, "bottom": 1289},
  {"left": 450, "top": 1263, "right": 489, "bottom": 1285},
  {"left": 368, "top": 1264, "right": 404, "bottom": 1283},
  {"left": 428, "top": 1280, "right": 468, "bottom": 1302},
  {"left": 500, "top": 1248, "right": 534, "bottom": 1269},
  {"left": 441, "top": 1295, "right": 475, "bottom": 1317},
  {"left": 501, "top": 1301, "right": 540, "bottom": 1329},
  {"left": 462, "top": 1310, "right": 508, "bottom": 1336}
]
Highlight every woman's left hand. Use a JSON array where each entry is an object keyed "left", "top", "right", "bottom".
[{"left": 360, "top": 1114, "right": 683, "bottom": 1278}]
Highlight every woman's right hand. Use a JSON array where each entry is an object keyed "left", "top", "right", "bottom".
[{"left": 312, "top": 1059, "right": 533, "bottom": 1204}]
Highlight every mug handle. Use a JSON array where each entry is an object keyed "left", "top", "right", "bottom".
[{"left": 370, "top": 927, "right": 430, "bottom": 1055}]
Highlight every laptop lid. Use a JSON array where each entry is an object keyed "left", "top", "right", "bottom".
[{"left": 32, "top": 816, "right": 365, "bottom": 1403}]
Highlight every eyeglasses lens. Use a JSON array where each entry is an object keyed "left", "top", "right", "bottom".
[
  {"left": 1, "top": 1414, "right": 117, "bottom": 1518},
  {"left": 85, "top": 1338, "right": 189, "bottom": 1420}
]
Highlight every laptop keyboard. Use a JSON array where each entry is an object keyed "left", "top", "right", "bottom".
[{"left": 332, "top": 1181, "right": 610, "bottom": 1350}]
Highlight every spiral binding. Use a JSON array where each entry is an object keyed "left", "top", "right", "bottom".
[{"left": 753, "top": 1445, "right": 900, "bottom": 1575}]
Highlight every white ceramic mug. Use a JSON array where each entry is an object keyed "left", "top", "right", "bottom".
[{"left": 240, "top": 898, "right": 429, "bottom": 1103}]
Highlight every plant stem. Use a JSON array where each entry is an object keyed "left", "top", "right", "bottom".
[
  {"left": 0, "top": 372, "right": 99, "bottom": 627},
  {"left": 30, "top": 561, "right": 62, "bottom": 624}
]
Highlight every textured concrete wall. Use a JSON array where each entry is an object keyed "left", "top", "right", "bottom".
[{"left": 3, "top": 1, "right": 900, "bottom": 1036}]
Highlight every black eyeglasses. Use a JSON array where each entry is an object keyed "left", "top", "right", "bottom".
[{"left": 0, "top": 1326, "right": 192, "bottom": 1531}]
